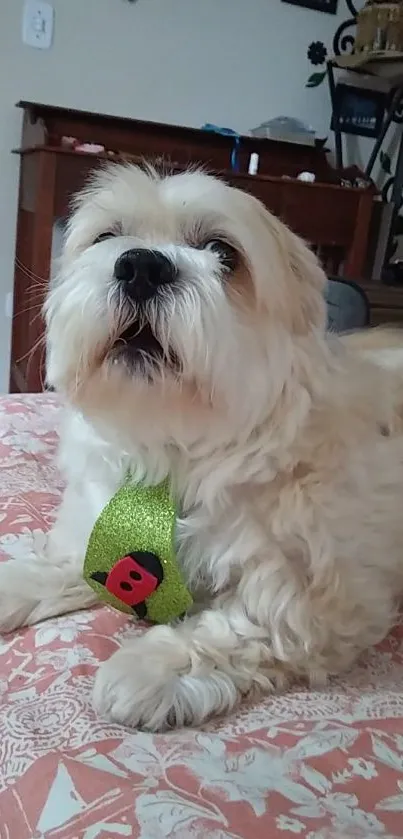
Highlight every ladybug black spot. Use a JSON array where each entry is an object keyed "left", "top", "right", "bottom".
[
  {"left": 130, "top": 570, "right": 142, "bottom": 581},
  {"left": 120, "top": 581, "right": 132, "bottom": 592}
]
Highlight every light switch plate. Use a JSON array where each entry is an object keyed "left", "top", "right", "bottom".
[{"left": 22, "top": 1, "right": 54, "bottom": 50}]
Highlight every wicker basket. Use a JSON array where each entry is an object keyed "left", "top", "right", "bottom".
[{"left": 355, "top": 1, "right": 403, "bottom": 54}]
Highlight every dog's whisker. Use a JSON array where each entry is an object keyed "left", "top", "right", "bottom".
[{"left": 15, "top": 258, "right": 48, "bottom": 285}]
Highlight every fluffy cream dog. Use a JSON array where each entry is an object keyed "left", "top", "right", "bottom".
[{"left": 1, "top": 163, "right": 403, "bottom": 731}]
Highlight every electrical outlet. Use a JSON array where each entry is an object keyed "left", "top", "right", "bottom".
[{"left": 22, "top": 1, "right": 54, "bottom": 50}]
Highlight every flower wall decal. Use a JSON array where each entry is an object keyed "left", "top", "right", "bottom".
[
  {"left": 306, "top": 40, "right": 328, "bottom": 87},
  {"left": 305, "top": 1, "right": 358, "bottom": 88},
  {"left": 308, "top": 41, "right": 328, "bottom": 65}
]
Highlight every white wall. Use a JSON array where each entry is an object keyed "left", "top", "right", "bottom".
[{"left": 0, "top": 0, "right": 348, "bottom": 391}]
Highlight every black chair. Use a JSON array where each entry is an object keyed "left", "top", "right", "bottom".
[{"left": 325, "top": 277, "right": 370, "bottom": 333}]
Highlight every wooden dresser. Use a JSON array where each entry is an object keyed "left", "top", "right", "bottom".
[{"left": 10, "top": 100, "right": 379, "bottom": 393}]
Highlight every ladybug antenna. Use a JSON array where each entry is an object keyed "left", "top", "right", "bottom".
[{"left": 91, "top": 570, "right": 108, "bottom": 586}]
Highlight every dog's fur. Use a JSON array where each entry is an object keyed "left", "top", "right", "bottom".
[{"left": 2, "top": 163, "right": 403, "bottom": 730}]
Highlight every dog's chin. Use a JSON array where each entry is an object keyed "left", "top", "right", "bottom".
[{"left": 108, "top": 319, "right": 180, "bottom": 380}]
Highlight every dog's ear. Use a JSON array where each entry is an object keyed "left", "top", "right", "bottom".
[{"left": 253, "top": 198, "right": 327, "bottom": 335}]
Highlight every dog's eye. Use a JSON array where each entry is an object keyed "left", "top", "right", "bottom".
[
  {"left": 93, "top": 232, "right": 116, "bottom": 245},
  {"left": 204, "top": 239, "right": 238, "bottom": 272}
]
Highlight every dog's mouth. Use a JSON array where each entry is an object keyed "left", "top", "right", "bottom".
[{"left": 110, "top": 319, "right": 179, "bottom": 373}]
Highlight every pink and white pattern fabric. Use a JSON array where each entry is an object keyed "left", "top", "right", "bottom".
[{"left": 1, "top": 394, "right": 403, "bottom": 839}]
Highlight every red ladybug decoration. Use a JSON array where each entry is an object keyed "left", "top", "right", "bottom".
[{"left": 91, "top": 551, "right": 164, "bottom": 619}]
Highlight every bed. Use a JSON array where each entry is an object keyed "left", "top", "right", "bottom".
[{"left": 1, "top": 394, "right": 403, "bottom": 839}]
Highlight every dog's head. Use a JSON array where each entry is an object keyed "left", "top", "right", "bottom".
[{"left": 45, "top": 164, "right": 326, "bottom": 446}]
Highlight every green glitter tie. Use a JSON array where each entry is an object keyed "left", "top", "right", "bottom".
[{"left": 83, "top": 480, "right": 193, "bottom": 624}]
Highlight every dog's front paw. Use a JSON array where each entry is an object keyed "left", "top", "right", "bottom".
[{"left": 93, "top": 625, "right": 239, "bottom": 730}]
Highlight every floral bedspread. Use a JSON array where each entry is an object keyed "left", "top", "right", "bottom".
[{"left": 1, "top": 395, "right": 403, "bottom": 839}]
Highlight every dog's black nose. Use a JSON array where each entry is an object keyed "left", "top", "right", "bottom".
[{"left": 114, "top": 249, "right": 176, "bottom": 302}]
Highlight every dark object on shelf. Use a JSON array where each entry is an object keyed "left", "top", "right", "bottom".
[
  {"left": 330, "top": 83, "right": 386, "bottom": 138},
  {"left": 282, "top": 0, "right": 338, "bottom": 13},
  {"left": 325, "top": 276, "right": 370, "bottom": 331},
  {"left": 383, "top": 260, "right": 403, "bottom": 286},
  {"left": 337, "top": 163, "right": 372, "bottom": 188}
]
